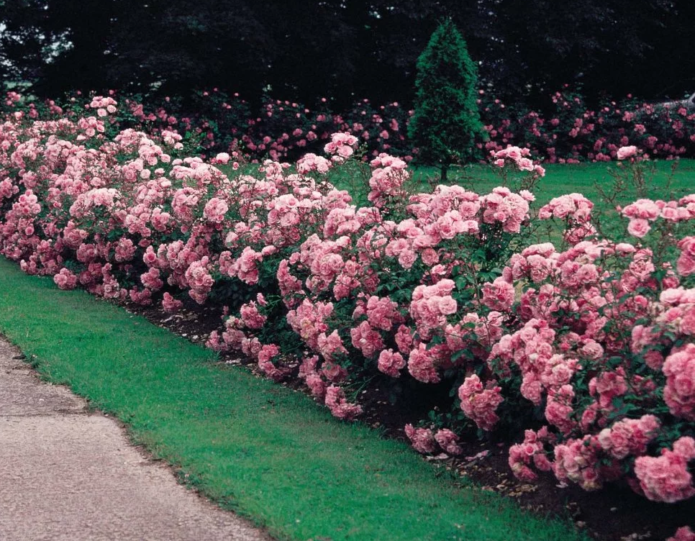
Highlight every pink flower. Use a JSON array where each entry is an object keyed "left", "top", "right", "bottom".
[
  {"left": 162, "top": 292, "right": 183, "bottom": 312},
  {"left": 458, "top": 375, "right": 503, "bottom": 431},
  {"left": 589, "top": 369, "right": 628, "bottom": 410},
  {"left": 306, "top": 373, "right": 327, "bottom": 399},
  {"left": 141, "top": 267, "right": 163, "bottom": 290},
  {"left": 509, "top": 427, "right": 553, "bottom": 482},
  {"left": 184, "top": 258, "right": 214, "bottom": 304},
  {"left": 231, "top": 247, "right": 263, "bottom": 285},
  {"left": 365, "top": 295, "right": 401, "bottom": 331},
  {"left": 213, "top": 152, "right": 230, "bottom": 164},
  {"left": 377, "top": 349, "right": 405, "bottom": 377},
  {"left": 434, "top": 429, "right": 463, "bottom": 455},
  {"left": 287, "top": 299, "right": 333, "bottom": 350},
  {"left": 317, "top": 330, "right": 348, "bottom": 362},
  {"left": 53, "top": 268, "right": 78, "bottom": 290},
  {"left": 677, "top": 237, "right": 695, "bottom": 276},
  {"left": 239, "top": 301, "right": 267, "bottom": 330},
  {"left": 481, "top": 277, "right": 515, "bottom": 311},
  {"left": 408, "top": 344, "right": 440, "bottom": 383},
  {"left": 597, "top": 415, "right": 661, "bottom": 459},
  {"left": 667, "top": 527, "right": 695, "bottom": 541},
  {"left": 553, "top": 436, "right": 604, "bottom": 491},
  {"left": 410, "top": 280, "right": 457, "bottom": 339},
  {"left": 538, "top": 194, "right": 593, "bottom": 223},
  {"left": 114, "top": 238, "right": 136, "bottom": 262},
  {"left": 617, "top": 145, "right": 638, "bottom": 160},
  {"left": 297, "top": 153, "right": 332, "bottom": 174},
  {"left": 203, "top": 197, "right": 229, "bottom": 223},
  {"left": 404, "top": 424, "right": 437, "bottom": 454},
  {"left": 325, "top": 385, "right": 362, "bottom": 420},
  {"left": 257, "top": 344, "right": 286, "bottom": 381},
  {"left": 634, "top": 437, "right": 695, "bottom": 502},
  {"left": 545, "top": 385, "right": 576, "bottom": 435},
  {"left": 395, "top": 324, "right": 413, "bottom": 353},
  {"left": 627, "top": 218, "right": 651, "bottom": 238},
  {"left": 663, "top": 344, "right": 695, "bottom": 420},
  {"left": 321, "top": 361, "right": 348, "bottom": 383},
  {"left": 398, "top": 249, "right": 417, "bottom": 269}
]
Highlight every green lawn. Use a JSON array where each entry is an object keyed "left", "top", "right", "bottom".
[
  {"left": 0, "top": 258, "right": 587, "bottom": 541},
  {"left": 410, "top": 159, "right": 695, "bottom": 205},
  {"left": 331, "top": 158, "right": 695, "bottom": 204}
]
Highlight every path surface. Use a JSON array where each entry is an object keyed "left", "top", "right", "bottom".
[{"left": 0, "top": 338, "right": 270, "bottom": 541}]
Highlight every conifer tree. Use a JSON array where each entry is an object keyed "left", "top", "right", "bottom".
[{"left": 408, "top": 19, "right": 484, "bottom": 181}]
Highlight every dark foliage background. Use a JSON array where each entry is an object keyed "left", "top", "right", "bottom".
[{"left": 1, "top": 0, "right": 694, "bottom": 106}]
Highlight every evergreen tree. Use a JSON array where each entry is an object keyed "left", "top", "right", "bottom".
[{"left": 408, "top": 19, "right": 483, "bottom": 180}]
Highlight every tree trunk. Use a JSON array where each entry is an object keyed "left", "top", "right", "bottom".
[{"left": 441, "top": 164, "right": 449, "bottom": 182}]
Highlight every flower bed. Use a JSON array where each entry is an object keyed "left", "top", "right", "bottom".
[
  {"left": 1, "top": 94, "right": 695, "bottom": 538},
  {"left": 4, "top": 86, "right": 695, "bottom": 165},
  {"left": 479, "top": 88, "right": 695, "bottom": 163}
]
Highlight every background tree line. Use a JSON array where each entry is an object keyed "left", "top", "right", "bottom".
[{"left": 1, "top": 0, "right": 694, "bottom": 107}]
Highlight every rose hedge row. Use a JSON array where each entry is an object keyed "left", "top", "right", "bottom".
[
  {"left": 2, "top": 96, "right": 695, "bottom": 526},
  {"left": 4, "top": 86, "right": 695, "bottom": 165}
]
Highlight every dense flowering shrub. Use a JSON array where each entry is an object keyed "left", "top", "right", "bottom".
[
  {"left": 480, "top": 88, "right": 695, "bottom": 163},
  {"left": 1, "top": 92, "right": 695, "bottom": 513},
  {"left": 2, "top": 86, "right": 694, "bottom": 166}
]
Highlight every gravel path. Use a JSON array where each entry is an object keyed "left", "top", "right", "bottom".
[{"left": 0, "top": 338, "right": 271, "bottom": 541}]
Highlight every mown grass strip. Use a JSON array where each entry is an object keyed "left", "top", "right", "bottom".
[
  {"left": 323, "top": 158, "right": 695, "bottom": 209},
  {"left": 0, "top": 257, "right": 587, "bottom": 541}
]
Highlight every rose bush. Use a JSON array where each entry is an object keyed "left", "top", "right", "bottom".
[
  {"left": 1, "top": 93, "right": 695, "bottom": 512},
  {"left": 480, "top": 87, "right": 695, "bottom": 163},
  {"left": 3, "top": 86, "right": 694, "bottom": 166}
]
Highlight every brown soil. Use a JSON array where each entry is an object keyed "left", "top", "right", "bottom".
[{"left": 126, "top": 297, "right": 695, "bottom": 541}]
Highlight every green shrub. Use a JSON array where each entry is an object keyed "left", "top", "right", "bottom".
[{"left": 408, "top": 19, "right": 484, "bottom": 180}]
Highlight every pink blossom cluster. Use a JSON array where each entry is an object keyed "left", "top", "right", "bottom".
[
  {"left": 458, "top": 374, "right": 504, "bottom": 431},
  {"left": 616, "top": 145, "right": 639, "bottom": 161},
  {"left": 508, "top": 427, "right": 554, "bottom": 481},
  {"left": 88, "top": 96, "right": 118, "bottom": 117},
  {"left": 479, "top": 187, "right": 532, "bottom": 233},
  {"left": 323, "top": 132, "right": 358, "bottom": 162},
  {"left": 491, "top": 146, "right": 546, "bottom": 178},
  {"left": 410, "top": 280, "right": 457, "bottom": 339},
  {"left": 538, "top": 193, "right": 595, "bottom": 244},
  {"left": 325, "top": 385, "right": 362, "bottom": 420},
  {"left": 404, "top": 425, "right": 463, "bottom": 455},
  {"left": 622, "top": 198, "right": 661, "bottom": 238},
  {"left": 597, "top": 415, "right": 661, "bottom": 459},
  {"left": 634, "top": 437, "right": 695, "bottom": 502},
  {"left": 663, "top": 344, "right": 695, "bottom": 420},
  {"left": 552, "top": 435, "right": 608, "bottom": 491},
  {"left": 668, "top": 526, "right": 695, "bottom": 541},
  {"left": 296, "top": 153, "right": 332, "bottom": 174},
  {"left": 367, "top": 153, "right": 409, "bottom": 207}
]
